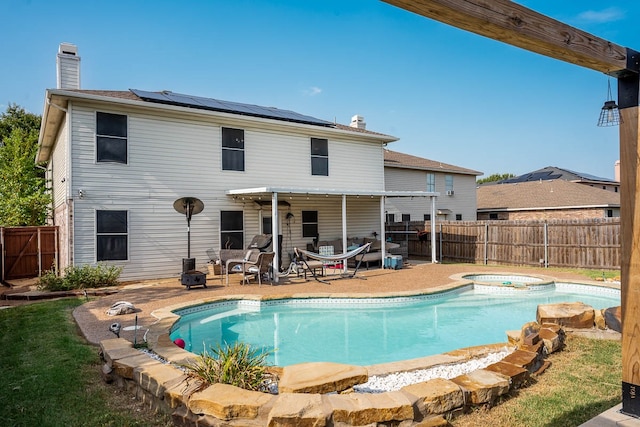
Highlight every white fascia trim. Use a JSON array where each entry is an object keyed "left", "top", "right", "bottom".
[{"left": 226, "top": 187, "right": 439, "bottom": 198}]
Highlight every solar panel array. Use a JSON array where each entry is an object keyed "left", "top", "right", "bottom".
[{"left": 130, "top": 89, "right": 332, "bottom": 127}]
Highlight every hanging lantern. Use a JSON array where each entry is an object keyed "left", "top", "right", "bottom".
[{"left": 597, "top": 79, "right": 621, "bottom": 127}]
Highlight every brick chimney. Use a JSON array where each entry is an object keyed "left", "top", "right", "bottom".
[
  {"left": 615, "top": 160, "right": 620, "bottom": 182},
  {"left": 56, "top": 43, "right": 80, "bottom": 89}
]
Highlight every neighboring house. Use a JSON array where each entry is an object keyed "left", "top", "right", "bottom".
[
  {"left": 36, "top": 43, "right": 436, "bottom": 281},
  {"left": 384, "top": 150, "right": 482, "bottom": 222},
  {"left": 477, "top": 179, "right": 620, "bottom": 220},
  {"left": 490, "top": 165, "right": 620, "bottom": 193}
]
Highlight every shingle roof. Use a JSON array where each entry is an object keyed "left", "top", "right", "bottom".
[
  {"left": 497, "top": 166, "right": 618, "bottom": 185},
  {"left": 383, "top": 149, "right": 482, "bottom": 176},
  {"left": 477, "top": 179, "right": 620, "bottom": 211},
  {"left": 62, "top": 90, "right": 396, "bottom": 139}
]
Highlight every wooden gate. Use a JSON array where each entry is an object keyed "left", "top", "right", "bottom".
[{"left": 1, "top": 226, "right": 58, "bottom": 280}]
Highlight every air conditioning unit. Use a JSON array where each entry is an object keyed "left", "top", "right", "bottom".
[{"left": 446, "top": 190, "right": 454, "bottom": 196}]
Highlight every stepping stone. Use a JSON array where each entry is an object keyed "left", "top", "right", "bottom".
[{"left": 279, "top": 362, "right": 368, "bottom": 394}]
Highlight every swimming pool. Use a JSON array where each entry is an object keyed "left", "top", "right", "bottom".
[{"left": 169, "top": 281, "right": 619, "bottom": 367}]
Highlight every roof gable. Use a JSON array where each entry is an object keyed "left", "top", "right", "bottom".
[{"left": 383, "top": 149, "right": 482, "bottom": 176}]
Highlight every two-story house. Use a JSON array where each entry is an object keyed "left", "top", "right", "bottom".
[
  {"left": 37, "top": 43, "right": 437, "bottom": 281},
  {"left": 383, "top": 150, "right": 482, "bottom": 222}
]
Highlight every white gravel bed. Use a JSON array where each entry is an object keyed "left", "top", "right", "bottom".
[{"left": 354, "top": 349, "right": 513, "bottom": 393}]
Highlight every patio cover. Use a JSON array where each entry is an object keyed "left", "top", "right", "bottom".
[{"left": 226, "top": 187, "right": 439, "bottom": 283}]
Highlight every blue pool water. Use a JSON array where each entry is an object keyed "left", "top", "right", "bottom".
[{"left": 170, "top": 282, "right": 619, "bottom": 367}]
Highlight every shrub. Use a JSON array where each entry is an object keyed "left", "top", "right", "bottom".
[
  {"left": 37, "top": 263, "right": 122, "bottom": 291},
  {"left": 183, "top": 342, "right": 273, "bottom": 392}
]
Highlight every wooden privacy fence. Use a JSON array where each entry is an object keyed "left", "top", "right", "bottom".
[
  {"left": 387, "top": 218, "right": 621, "bottom": 270},
  {"left": 1, "top": 226, "right": 58, "bottom": 281}
]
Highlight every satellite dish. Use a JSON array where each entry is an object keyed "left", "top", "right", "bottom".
[{"left": 173, "top": 197, "right": 204, "bottom": 258}]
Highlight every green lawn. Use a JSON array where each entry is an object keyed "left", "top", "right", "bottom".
[{"left": 0, "top": 299, "right": 172, "bottom": 427}]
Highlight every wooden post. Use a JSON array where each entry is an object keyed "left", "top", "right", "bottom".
[{"left": 620, "top": 73, "right": 640, "bottom": 416}]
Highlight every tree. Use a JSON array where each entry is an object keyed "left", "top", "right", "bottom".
[
  {"left": 476, "top": 173, "right": 515, "bottom": 185},
  {"left": 0, "top": 104, "right": 50, "bottom": 226}
]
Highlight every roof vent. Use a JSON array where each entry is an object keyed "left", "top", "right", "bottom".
[
  {"left": 350, "top": 115, "right": 366, "bottom": 130},
  {"left": 56, "top": 42, "right": 80, "bottom": 89}
]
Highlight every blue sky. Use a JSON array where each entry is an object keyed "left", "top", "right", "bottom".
[{"left": 2, "top": 1, "right": 639, "bottom": 180}]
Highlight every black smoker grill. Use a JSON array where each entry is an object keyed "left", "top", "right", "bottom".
[{"left": 173, "top": 197, "right": 207, "bottom": 290}]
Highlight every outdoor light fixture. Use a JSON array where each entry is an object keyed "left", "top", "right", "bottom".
[{"left": 597, "top": 79, "right": 621, "bottom": 127}]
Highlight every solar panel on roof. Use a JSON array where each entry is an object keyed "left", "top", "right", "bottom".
[{"left": 130, "top": 89, "right": 332, "bottom": 126}]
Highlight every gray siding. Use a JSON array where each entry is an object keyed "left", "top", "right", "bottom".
[{"left": 385, "top": 168, "right": 477, "bottom": 221}]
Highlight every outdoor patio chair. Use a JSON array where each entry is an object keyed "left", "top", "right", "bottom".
[
  {"left": 225, "top": 249, "right": 259, "bottom": 285},
  {"left": 241, "top": 252, "right": 275, "bottom": 286}
]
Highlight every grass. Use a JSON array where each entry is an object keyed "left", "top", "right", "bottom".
[
  {"left": 452, "top": 335, "right": 622, "bottom": 427},
  {"left": 0, "top": 298, "right": 172, "bottom": 427}
]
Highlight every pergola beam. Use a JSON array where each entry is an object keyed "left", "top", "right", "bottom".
[
  {"left": 382, "top": 0, "right": 637, "bottom": 76},
  {"left": 382, "top": 0, "right": 640, "bottom": 418}
]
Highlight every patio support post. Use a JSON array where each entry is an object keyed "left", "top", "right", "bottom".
[
  {"left": 430, "top": 195, "right": 437, "bottom": 263},
  {"left": 620, "top": 71, "right": 640, "bottom": 417},
  {"left": 342, "top": 194, "right": 347, "bottom": 273},
  {"left": 271, "top": 192, "right": 279, "bottom": 283},
  {"left": 380, "top": 196, "right": 386, "bottom": 261}
]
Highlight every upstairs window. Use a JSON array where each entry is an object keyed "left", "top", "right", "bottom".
[
  {"left": 222, "top": 127, "right": 245, "bottom": 171},
  {"left": 386, "top": 213, "right": 395, "bottom": 224},
  {"left": 401, "top": 214, "right": 411, "bottom": 222},
  {"left": 302, "top": 210, "right": 318, "bottom": 238},
  {"left": 96, "top": 210, "right": 128, "bottom": 261},
  {"left": 311, "top": 138, "right": 328, "bottom": 176},
  {"left": 221, "top": 211, "right": 244, "bottom": 249},
  {"left": 96, "top": 112, "right": 127, "bottom": 164},
  {"left": 426, "top": 173, "right": 435, "bottom": 192},
  {"left": 424, "top": 214, "right": 431, "bottom": 221},
  {"left": 445, "top": 175, "right": 454, "bottom": 193}
]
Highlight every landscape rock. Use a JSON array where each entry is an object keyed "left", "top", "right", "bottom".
[
  {"left": 450, "top": 369, "right": 510, "bottom": 405},
  {"left": 520, "top": 321, "right": 541, "bottom": 344},
  {"left": 279, "top": 362, "right": 368, "bottom": 394},
  {"left": 189, "top": 383, "right": 274, "bottom": 420},
  {"left": 594, "top": 309, "right": 606, "bottom": 330},
  {"left": 538, "top": 328, "right": 563, "bottom": 354},
  {"left": 604, "top": 306, "right": 622, "bottom": 333},
  {"left": 402, "top": 377, "right": 464, "bottom": 414},
  {"left": 327, "top": 391, "right": 414, "bottom": 425},
  {"left": 536, "top": 302, "right": 595, "bottom": 329},
  {"left": 501, "top": 349, "right": 542, "bottom": 373},
  {"left": 484, "top": 361, "right": 530, "bottom": 389},
  {"left": 267, "top": 393, "right": 327, "bottom": 427}
]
